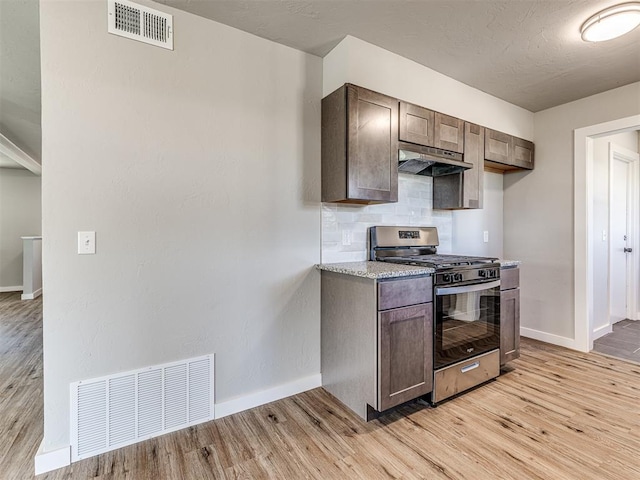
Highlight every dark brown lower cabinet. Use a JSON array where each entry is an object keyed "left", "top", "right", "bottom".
[
  {"left": 378, "top": 303, "right": 433, "bottom": 411},
  {"left": 500, "top": 268, "right": 520, "bottom": 365}
]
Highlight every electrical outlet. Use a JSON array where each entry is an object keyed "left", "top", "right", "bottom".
[
  {"left": 483, "top": 231, "right": 489, "bottom": 243},
  {"left": 342, "top": 230, "right": 352, "bottom": 246},
  {"left": 602, "top": 230, "right": 607, "bottom": 241},
  {"left": 78, "top": 231, "right": 96, "bottom": 254}
]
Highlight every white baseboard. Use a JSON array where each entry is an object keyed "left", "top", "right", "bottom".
[
  {"left": 21, "top": 288, "right": 42, "bottom": 300},
  {"left": 0, "top": 285, "right": 22, "bottom": 293},
  {"left": 214, "top": 373, "right": 322, "bottom": 420},
  {"left": 520, "top": 327, "right": 576, "bottom": 350},
  {"left": 34, "top": 440, "right": 71, "bottom": 475},
  {"left": 592, "top": 323, "right": 612, "bottom": 341}
]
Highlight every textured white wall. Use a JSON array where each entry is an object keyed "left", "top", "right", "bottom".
[
  {"left": 323, "top": 36, "right": 534, "bottom": 140},
  {"left": 592, "top": 131, "right": 639, "bottom": 332},
  {"left": 506, "top": 82, "right": 640, "bottom": 340},
  {"left": 451, "top": 172, "right": 503, "bottom": 258},
  {"left": 40, "top": 0, "right": 321, "bottom": 451},
  {"left": 0, "top": 168, "right": 41, "bottom": 289}
]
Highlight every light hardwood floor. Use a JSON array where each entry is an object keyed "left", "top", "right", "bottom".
[{"left": 2, "top": 291, "right": 640, "bottom": 479}]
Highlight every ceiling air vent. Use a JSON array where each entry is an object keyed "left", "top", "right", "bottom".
[{"left": 108, "top": 0, "right": 173, "bottom": 50}]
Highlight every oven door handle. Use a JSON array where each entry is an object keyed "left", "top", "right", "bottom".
[{"left": 435, "top": 280, "right": 500, "bottom": 296}]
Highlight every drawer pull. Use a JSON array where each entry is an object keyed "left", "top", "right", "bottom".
[{"left": 461, "top": 362, "right": 480, "bottom": 373}]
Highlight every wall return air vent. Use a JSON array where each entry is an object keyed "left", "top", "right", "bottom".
[
  {"left": 108, "top": 0, "right": 173, "bottom": 50},
  {"left": 70, "top": 354, "right": 214, "bottom": 461}
]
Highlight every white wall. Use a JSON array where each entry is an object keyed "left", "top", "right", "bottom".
[
  {"left": 452, "top": 173, "right": 503, "bottom": 257},
  {"left": 323, "top": 36, "right": 534, "bottom": 140},
  {"left": 592, "top": 131, "right": 639, "bottom": 332},
  {"left": 321, "top": 37, "right": 529, "bottom": 262},
  {"left": 0, "top": 168, "right": 41, "bottom": 289},
  {"left": 40, "top": 0, "right": 321, "bottom": 452},
  {"left": 506, "top": 82, "right": 640, "bottom": 342}
]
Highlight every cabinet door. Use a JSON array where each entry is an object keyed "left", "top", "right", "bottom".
[
  {"left": 378, "top": 303, "right": 433, "bottom": 411},
  {"left": 500, "top": 288, "right": 520, "bottom": 365},
  {"left": 399, "top": 101, "right": 434, "bottom": 147},
  {"left": 434, "top": 112, "right": 464, "bottom": 153},
  {"left": 347, "top": 85, "right": 399, "bottom": 202},
  {"left": 513, "top": 137, "right": 534, "bottom": 170},
  {"left": 462, "top": 122, "right": 484, "bottom": 208},
  {"left": 485, "top": 128, "right": 511, "bottom": 165}
]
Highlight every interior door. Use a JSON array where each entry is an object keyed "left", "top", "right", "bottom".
[{"left": 610, "top": 156, "right": 629, "bottom": 324}]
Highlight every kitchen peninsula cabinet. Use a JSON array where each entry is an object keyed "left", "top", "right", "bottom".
[
  {"left": 500, "top": 266, "right": 521, "bottom": 365},
  {"left": 320, "top": 266, "right": 433, "bottom": 420},
  {"left": 322, "top": 84, "right": 398, "bottom": 204},
  {"left": 485, "top": 128, "right": 534, "bottom": 171}
]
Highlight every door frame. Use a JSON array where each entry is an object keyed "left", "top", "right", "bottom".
[
  {"left": 609, "top": 144, "right": 639, "bottom": 327},
  {"left": 574, "top": 114, "right": 640, "bottom": 352}
]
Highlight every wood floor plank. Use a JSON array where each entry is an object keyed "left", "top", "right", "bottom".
[{"left": 2, "top": 293, "right": 640, "bottom": 479}]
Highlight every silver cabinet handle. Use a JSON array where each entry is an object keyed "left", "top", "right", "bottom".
[
  {"left": 461, "top": 362, "right": 480, "bottom": 373},
  {"left": 435, "top": 280, "right": 500, "bottom": 296}
]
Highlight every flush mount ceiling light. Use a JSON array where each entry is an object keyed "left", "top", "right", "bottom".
[{"left": 581, "top": 2, "right": 640, "bottom": 41}]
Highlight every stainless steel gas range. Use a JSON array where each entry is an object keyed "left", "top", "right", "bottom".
[{"left": 370, "top": 225, "right": 501, "bottom": 404}]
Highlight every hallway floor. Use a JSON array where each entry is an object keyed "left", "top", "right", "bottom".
[
  {"left": 592, "top": 319, "right": 640, "bottom": 364},
  {"left": 0, "top": 292, "right": 43, "bottom": 479}
]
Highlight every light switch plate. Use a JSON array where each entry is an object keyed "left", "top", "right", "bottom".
[
  {"left": 78, "top": 231, "right": 96, "bottom": 254},
  {"left": 483, "top": 231, "right": 489, "bottom": 243}
]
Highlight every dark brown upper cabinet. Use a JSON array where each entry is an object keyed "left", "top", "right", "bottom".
[
  {"left": 434, "top": 122, "right": 484, "bottom": 210},
  {"left": 399, "top": 103, "right": 464, "bottom": 155},
  {"left": 399, "top": 101, "right": 434, "bottom": 146},
  {"left": 434, "top": 112, "right": 464, "bottom": 154},
  {"left": 485, "top": 128, "right": 534, "bottom": 171},
  {"left": 322, "top": 84, "right": 398, "bottom": 204}
]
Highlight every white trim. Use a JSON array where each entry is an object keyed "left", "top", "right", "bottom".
[
  {"left": 574, "top": 114, "right": 640, "bottom": 352},
  {"left": 34, "top": 440, "right": 71, "bottom": 475},
  {"left": 214, "top": 373, "right": 322, "bottom": 420},
  {"left": 0, "top": 132, "right": 41, "bottom": 175},
  {"left": 520, "top": 327, "right": 576, "bottom": 350},
  {"left": 592, "top": 322, "right": 613, "bottom": 341},
  {"left": 0, "top": 286, "right": 22, "bottom": 293},
  {"left": 21, "top": 288, "right": 42, "bottom": 300}
]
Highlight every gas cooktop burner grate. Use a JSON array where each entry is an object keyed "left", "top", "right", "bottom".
[{"left": 381, "top": 254, "right": 497, "bottom": 268}]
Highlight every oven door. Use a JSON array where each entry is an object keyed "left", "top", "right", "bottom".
[{"left": 434, "top": 280, "right": 500, "bottom": 369}]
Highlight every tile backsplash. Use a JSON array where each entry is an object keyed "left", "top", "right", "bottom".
[{"left": 322, "top": 174, "right": 453, "bottom": 263}]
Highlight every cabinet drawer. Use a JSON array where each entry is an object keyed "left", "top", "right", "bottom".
[
  {"left": 500, "top": 268, "right": 519, "bottom": 290},
  {"left": 378, "top": 276, "right": 432, "bottom": 311},
  {"left": 433, "top": 349, "right": 500, "bottom": 403}
]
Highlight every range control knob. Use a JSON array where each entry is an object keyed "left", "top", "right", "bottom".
[
  {"left": 455, "top": 273, "right": 463, "bottom": 282},
  {"left": 479, "top": 269, "right": 487, "bottom": 278},
  {"left": 442, "top": 273, "right": 451, "bottom": 283}
]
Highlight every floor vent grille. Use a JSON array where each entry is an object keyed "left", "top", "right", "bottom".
[
  {"left": 71, "top": 354, "right": 214, "bottom": 461},
  {"left": 108, "top": 0, "right": 173, "bottom": 50}
]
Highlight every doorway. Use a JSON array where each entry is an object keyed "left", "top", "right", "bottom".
[
  {"left": 574, "top": 115, "right": 640, "bottom": 353},
  {"left": 609, "top": 144, "right": 638, "bottom": 325}
]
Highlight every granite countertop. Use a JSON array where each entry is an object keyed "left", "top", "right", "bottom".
[
  {"left": 316, "top": 261, "right": 435, "bottom": 279},
  {"left": 499, "top": 260, "right": 521, "bottom": 268}
]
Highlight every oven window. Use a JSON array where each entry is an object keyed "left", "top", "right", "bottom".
[
  {"left": 441, "top": 290, "right": 497, "bottom": 348},
  {"left": 435, "top": 284, "right": 500, "bottom": 367}
]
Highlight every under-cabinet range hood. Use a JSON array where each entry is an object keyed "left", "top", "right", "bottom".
[{"left": 398, "top": 141, "right": 473, "bottom": 177}]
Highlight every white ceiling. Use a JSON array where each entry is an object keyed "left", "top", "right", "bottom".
[{"left": 158, "top": 0, "right": 640, "bottom": 112}]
